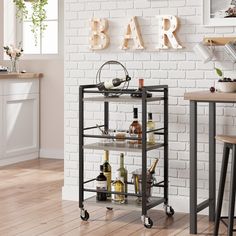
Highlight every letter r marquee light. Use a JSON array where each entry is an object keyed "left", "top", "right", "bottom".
[{"left": 156, "top": 15, "right": 182, "bottom": 50}]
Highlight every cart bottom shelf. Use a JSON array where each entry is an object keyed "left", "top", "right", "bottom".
[{"left": 83, "top": 195, "right": 165, "bottom": 210}]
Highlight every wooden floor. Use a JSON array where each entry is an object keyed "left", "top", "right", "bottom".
[{"left": 0, "top": 159, "right": 229, "bottom": 236}]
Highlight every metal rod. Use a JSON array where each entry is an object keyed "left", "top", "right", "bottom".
[
  {"left": 141, "top": 88, "right": 147, "bottom": 216},
  {"left": 227, "top": 144, "right": 236, "bottom": 235},
  {"left": 209, "top": 102, "right": 216, "bottom": 222},
  {"left": 104, "top": 102, "right": 109, "bottom": 133},
  {"left": 84, "top": 125, "right": 105, "bottom": 131},
  {"left": 146, "top": 128, "right": 164, "bottom": 133},
  {"left": 190, "top": 101, "right": 197, "bottom": 234},
  {"left": 83, "top": 134, "right": 140, "bottom": 140},
  {"left": 164, "top": 87, "right": 169, "bottom": 205},
  {"left": 79, "top": 86, "right": 84, "bottom": 209},
  {"left": 147, "top": 198, "right": 165, "bottom": 210},
  {"left": 196, "top": 199, "right": 209, "bottom": 213},
  {"left": 84, "top": 188, "right": 142, "bottom": 197},
  {"left": 214, "top": 144, "right": 230, "bottom": 236},
  {"left": 83, "top": 178, "right": 96, "bottom": 184}
]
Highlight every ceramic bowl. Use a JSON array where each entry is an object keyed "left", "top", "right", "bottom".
[{"left": 216, "top": 82, "right": 236, "bottom": 93}]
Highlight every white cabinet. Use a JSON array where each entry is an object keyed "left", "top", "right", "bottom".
[{"left": 0, "top": 77, "right": 39, "bottom": 166}]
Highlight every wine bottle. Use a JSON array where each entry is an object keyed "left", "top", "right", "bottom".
[
  {"left": 97, "top": 75, "right": 131, "bottom": 91},
  {"left": 96, "top": 165, "right": 107, "bottom": 201},
  {"left": 148, "top": 158, "right": 159, "bottom": 174},
  {"left": 116, "top": 153, "right": 128, "bottom": 198},
  {"left": 103, "top": 150, "right": 111, "bottom": 197},
  {"left": 130, "top": 78, "right": 152, "bottom": 98},
  {"left": 129, "top": 107, "right": 142, "bottom": 145},
  {"left": 111, "top": 171, "right": 125, "bottom": 204},
  {"left": 147, "top": 112, "right": 156, "bottom": 145}
]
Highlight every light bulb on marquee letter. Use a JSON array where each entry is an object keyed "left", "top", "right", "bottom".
[
  {"left": 121, "top": 16, "right": 145, "bottom": 50},
  {"left": 156, "top": 15, "right": 182, "bottom": 50},
  {"left": 89, "top": 18, "right": 110, "bottom": 50}
]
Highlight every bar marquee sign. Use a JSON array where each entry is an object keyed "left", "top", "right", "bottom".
[{"left": 89, "top": 16, "right": 182, "bottom": 50}]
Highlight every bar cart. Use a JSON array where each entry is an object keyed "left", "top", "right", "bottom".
[{"left": 79, "top": 84, "right": 174, "bottom": 228}]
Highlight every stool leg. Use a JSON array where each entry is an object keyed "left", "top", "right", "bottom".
[
  {"left": 227, "top": 144, "right": 236, "bottom": 236},
  {"left": 214, "top": 144, "right": 230, "bottom": 236}
]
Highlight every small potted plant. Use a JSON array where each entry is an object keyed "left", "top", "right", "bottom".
[
  {"left": 215, "top": 68, "right": 236, "bottom": 93},
  {"left": 3, "top": 44, "right": 23, "bottom": 73}
]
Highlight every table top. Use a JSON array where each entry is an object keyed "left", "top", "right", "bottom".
[
  {"left": 0, "top": 73, "right": 43, "bottom": 79},
  {"left": 184, "top": 90, "right": 236, "bottom": 102}
]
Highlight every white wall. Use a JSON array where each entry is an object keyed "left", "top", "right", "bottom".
[
  {"left": 0, "top": 0, "right": 64, "bottom": 159},
  {"left": 64, "top": 0, "right": 236, "bottom": 214}
]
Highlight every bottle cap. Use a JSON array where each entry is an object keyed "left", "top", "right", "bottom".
[
  {"left": 148, "top": 112, "right": 153, "bottom": 120},
  {"left": 139, "top": 79, "right": 144, "bottom": 88},
  {"left": 120, "top": 153, "right": 124, "bottom": 158}
]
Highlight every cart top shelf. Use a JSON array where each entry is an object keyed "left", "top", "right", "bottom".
[{"left": 83, "top": 95, "right": 164, "bottom": 103}]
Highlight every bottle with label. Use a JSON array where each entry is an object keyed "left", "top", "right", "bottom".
[
  {"left": 147, "top": 112, "right": 156, "bottom": 145},
  {"left": 102, "top": 150, "right": 111, "bottom": 197},
  {"left": 97, "top": 76, "right": 131, "bottom": 91},
  {"left": 96, "top": 165, "right": 107, "bottom": 201},
  {"left": 111, "top": 172, "right": 125, "bottom": 204},
  {"left": 129, "top": 107, "right": 142, "bottom": 145},
  {"left": 117, "top": 153, "right": 128, "bottom": 198},
  {"left": 148, "top": 158, "right": 159, "bottom": 174}
]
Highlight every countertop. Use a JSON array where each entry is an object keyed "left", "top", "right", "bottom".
[
  {"left": 184, "top": 90, "right": 236, "bottom": 102},
  {"left": 0, "top": 73, "right": 43, "bottom": 79}
]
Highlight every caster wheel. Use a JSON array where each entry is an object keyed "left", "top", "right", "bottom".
[
  {"left": 80, "top": 209, "right": 89, "bottom": 221},
  {"left": 165, "top": 205, "right": 175, "bottom": 217},
  {"left": 141, "top": 216, "right": 153, "bottom": 229},
  {"left": 106, "top": 207, "right": 113, "bottom": 210},
  {"left": 144, "top": 218, "right": 153, "bottom": 229}
]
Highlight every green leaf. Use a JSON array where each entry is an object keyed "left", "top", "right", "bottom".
[{"left": 215, "top": 68, "right": 223, "bottom": 77}]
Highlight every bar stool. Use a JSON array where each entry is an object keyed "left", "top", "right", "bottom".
[{"left": 214, "top": 135, "right": 236, "bottom": 236}]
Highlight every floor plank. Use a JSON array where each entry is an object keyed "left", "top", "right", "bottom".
[{"left": 0, "top": 158, "right": 230, "bottom": 236}]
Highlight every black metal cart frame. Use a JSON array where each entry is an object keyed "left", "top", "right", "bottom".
[{"left": 78, "top": 84, "right": 174, "bottom": 228}]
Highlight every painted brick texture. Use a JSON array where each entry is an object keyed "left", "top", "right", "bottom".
[{"left": 64, "top": 0, "right": 236, "bottom": 212}]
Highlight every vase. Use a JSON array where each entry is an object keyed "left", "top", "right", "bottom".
[{"left": 10, "top": 58, "right": 19, "bottom": 73}]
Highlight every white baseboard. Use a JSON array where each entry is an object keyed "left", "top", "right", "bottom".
[
  {"left": 0, "top": 152, "right": 38, "bottom": 166},
  {"left": 39, "top": 148, "right": 64, "bottom": 159}
]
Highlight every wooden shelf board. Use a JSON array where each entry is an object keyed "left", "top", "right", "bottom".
[
  {"left": 83, "top": 142, "right": 164, "bottom": 152},
  {"left": 83, "top": 95, "right": 164, "bottom": 103},
  {"left": 84, "top": 195, "right": 164, "bottom": 210}
]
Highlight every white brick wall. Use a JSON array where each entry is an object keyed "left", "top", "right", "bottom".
[{"left": 63, "top": 0, "right": 236, "bottom": 214}]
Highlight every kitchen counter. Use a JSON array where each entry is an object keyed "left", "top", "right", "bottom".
[{"left": 0, "top": 72, "right": 43, "bottom": 79}]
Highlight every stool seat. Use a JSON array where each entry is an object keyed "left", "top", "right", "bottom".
[{"left": 216, "top": 135, "right": 236, "bottom": 144}]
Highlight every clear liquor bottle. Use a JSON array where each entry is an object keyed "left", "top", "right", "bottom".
[
  {"left": 147, "top": 112, "right": 156, "bottom": 145},
  {"left": 129, "top": 107, "right": 142, "bottom": 145},
  {"left": 102, "top": 150, "right": 111, "bottom": 197},
  {"left": 116, "top": 153, "right": 128, "bottom": 198},
  {"left": 111, "top": 172, "right": 125, "bottom": 204}
]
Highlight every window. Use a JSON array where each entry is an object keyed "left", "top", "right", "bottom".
[{"left": 17, "top": 0, "right": 62, "bottom": 57}]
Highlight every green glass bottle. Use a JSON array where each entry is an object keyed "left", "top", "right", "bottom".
[
  {"left": 103, "top": 150, "right": 111, "bottom": 197},
  {"left": 117, "top": 153, "right": 128, "bottom": 198}
]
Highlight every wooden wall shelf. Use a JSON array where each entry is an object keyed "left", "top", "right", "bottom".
[{"left": 203, "top": 37, "right": 236, "bottom": 46}]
